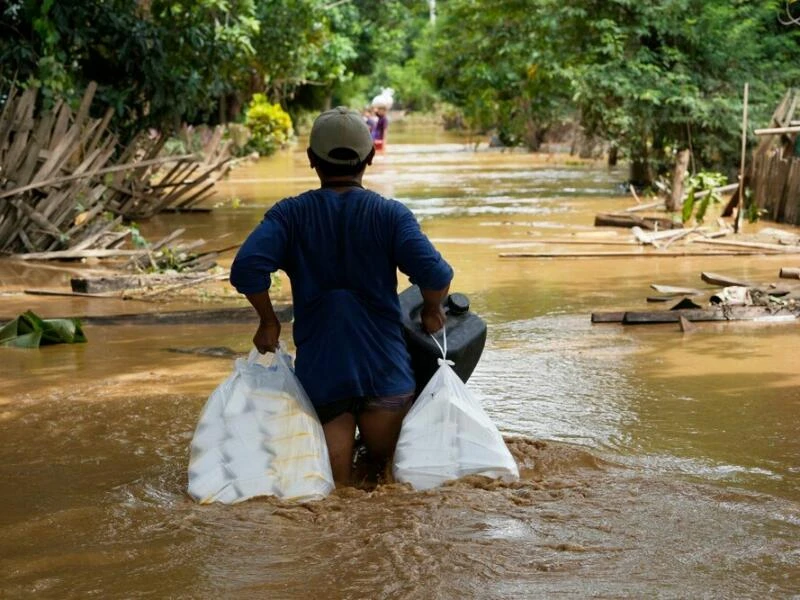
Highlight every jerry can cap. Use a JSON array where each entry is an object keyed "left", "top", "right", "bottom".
[{"left": 446, "top": 293, "right": 470, "bottom": 315}]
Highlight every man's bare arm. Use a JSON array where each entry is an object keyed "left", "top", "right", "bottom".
[
  {"left": 420, "top": 284, "right": 450, "bottom": 334},
  {"left": 246, "top": 290, "right": 281, "bottom": 353}
]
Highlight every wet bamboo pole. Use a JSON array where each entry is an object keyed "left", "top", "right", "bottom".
[
  {"left": 735, "top": 82, "right": 749, "bottom": 234},
  {"left": 498, "top": 249, "right": 787, "bottom": 258}
]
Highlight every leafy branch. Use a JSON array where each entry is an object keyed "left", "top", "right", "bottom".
[{"left": 681, "top": 171, "right": 727, "bottom": 224}]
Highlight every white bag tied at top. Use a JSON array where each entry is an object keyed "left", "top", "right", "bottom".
[
  {"left": 393, "top": 327, "right": 519, "bottom": 491},
  {"left": 188, "top": 348, "right": 334, "bottom": 504}
]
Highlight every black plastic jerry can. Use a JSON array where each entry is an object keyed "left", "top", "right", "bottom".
[{"left": 398, "top": 285, "right": 487, "bottom": 396}]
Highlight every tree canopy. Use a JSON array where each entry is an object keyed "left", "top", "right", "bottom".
[
  {"left": 422, "top": 0, "right": 800, "bottom": 182},
  {"left": 2, "top": 0, "right": 799, "bottom": 178}
]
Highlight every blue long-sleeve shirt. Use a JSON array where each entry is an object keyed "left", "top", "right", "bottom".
[{"left": 230, "top": 188, "right": 453, "bottom": 407}]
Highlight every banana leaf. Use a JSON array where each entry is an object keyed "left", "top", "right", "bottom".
[{"left": 0, "top": 311, "right": 87, "bottom": 348}]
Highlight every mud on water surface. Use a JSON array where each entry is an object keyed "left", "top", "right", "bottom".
[
  {"left": 2, "top": 126, "right": 800, "bottom": 598},
  {"left": 1, "top": 365, "right": 797, "bottom": 599}
]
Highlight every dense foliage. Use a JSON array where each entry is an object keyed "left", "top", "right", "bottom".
[
  {"left": 2, "top": 0, "right": 799, "bottom": 175},
  {"left": 0, "top": 0, "right": 428, "bottom": 140},
  {"left": 423, "top": 0, "right": 800, "bottom": 182},
  {"left": 1, "top": 0, "right": 260, "bottom": 139}
]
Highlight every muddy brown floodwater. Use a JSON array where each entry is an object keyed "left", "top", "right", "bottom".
[{"left": 2, "top": 121, "right": 800, "bottom": 599}]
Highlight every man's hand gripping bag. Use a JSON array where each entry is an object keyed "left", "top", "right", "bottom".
[
  {"left": 392, "top": 330, "right": 519, "bottom": 490},
  {"left": 188, "top": 348, "right": 334, "bottom": 504}
]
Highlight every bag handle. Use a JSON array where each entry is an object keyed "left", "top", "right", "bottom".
[
  {"left": 247, "top": 344, "right": 291, "bottom": 368},
  {"left": 429, "top": 326, "right": 454, "bottom": 366}
]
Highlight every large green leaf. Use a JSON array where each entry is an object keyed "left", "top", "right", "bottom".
[
  {"left": 0, "top": 318, "right": 19, "bottom": 344},
  {"left": 1, "top": 331, "right": 43, "bottom": 349},
  {"left": 682, "top": 192, "right": 696, "bottom": 224},
  {"left": 0, "top": 311, "right": 87, "bottom": 348}
]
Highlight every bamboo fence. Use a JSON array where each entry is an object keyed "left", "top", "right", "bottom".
[
  {"left": 0, "top": 83, "right": 232, "bottom": 255},
  {"left": 751, "top": 89, "right": 800, "bottom": 225}
]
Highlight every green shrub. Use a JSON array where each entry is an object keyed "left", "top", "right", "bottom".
[{"left": 244, "top": 94, "right": 293, "bottom": 156}]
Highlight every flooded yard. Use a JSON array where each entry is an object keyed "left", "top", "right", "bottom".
[{"left": 1, "top": 124, "right": 799, "bottom": 598}]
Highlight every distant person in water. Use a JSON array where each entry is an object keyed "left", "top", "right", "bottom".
[
  {"left": 363, "top": 107, "right": 377, "bottom": 137},
  {"left": 371, "top": 104, "right": 388, "bottom": 151}
]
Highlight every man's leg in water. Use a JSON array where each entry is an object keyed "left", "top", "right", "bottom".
[
  {"left": 357, "top": 397, "right": 412, "bottom": 477},
  {"left": 322, "top": 412, "right": 357, "bottom": 485}
]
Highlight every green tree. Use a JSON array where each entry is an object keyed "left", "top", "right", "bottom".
[
  {"left": 247, "top": 0, "right": 353, "bottom": 106},
  {"left": 1, "top": 0, "right": 258, "bottom": 139},
  {"left": 420, "top": 0, "right": 573, "bottom": 148},
  {"left": 424, "top": 0, "right": 800, "bottom": 181},
  {"left": 290, "top": 0, "right": 436, "bottom": 112},
  {"left": 559, "top": 0, "right": 800, "bottom": 184}
]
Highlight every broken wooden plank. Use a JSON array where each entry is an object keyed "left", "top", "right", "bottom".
[
  {"left": 0, "top": 258, "right": 116, "bottom": 276},
  {"left": 700, "top": 272, "right": 755, "bottom": 287},
  {"left": 0, "top": 153, "right": 196, "bottom": 200},
  {"left": 23, "top": 288, "right": 134, "bottom": 300},
  {"left": 499, "top": 250, "right": 770, "bottom": 258},
  {"left": 138, "top": 272, "right": 228, "bottom": 298},
  {"left": 75, "top": 305, "right": 293, "bottom": 326},
  {"left": 625, "top": 200, "right": 663, "bottom": 213},
  {"left": 595, "top": 213, "right": 681, "bottom": 231},
  {"left": 0, "top": 86, "right": 21, "bottom": 144},
  {"left": 753, "top": 125, "right": 800, "bottom": 135},
  {"left": 70, "top": 272, "right": 213, "bottom": 294},
  {"left": 15, "top": 105, "right": 56, "bottom": 187},
  {"left": 63, "top": 215, "right": 123, "bottom": 252},
  {"left": 620, "top": 306, "right": 799, "bottom": 324},
  {"left": 631, "top": 226, "right": 692, "bottom": 246},
  {"left": 690, "top": 238, "right": 800, "bottom": 253},
  {"left": 15, "top": 248, "right": 148, "bottom": 260},
  {"left": 678, "top": 315, "right": 696, "bottom": 333},
  {"left": 660, "top": 229, "right": 694, "bottom": 250},
  {"left": 159, "top": 206, "right": 213, "bottom": 214},
  {"left": 590, "top": 312, "right": 626, "bottom": 323},
  {"left": 650, "top": 284, "right": 705, "bottom": 296},
  {"left": 496, "top": 239, "right": 638, "bottom": 250}
]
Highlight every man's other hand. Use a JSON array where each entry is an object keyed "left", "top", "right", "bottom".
[{"left": 421, "top": 305, "right": 446, "bottom": 334}]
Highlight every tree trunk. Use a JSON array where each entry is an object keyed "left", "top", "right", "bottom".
[
  {"left": 524, "top": 123, "right": 546, "bottom": 151},
  {"left": 667, "top": 149, "right": 691, "bottom": 212},
  {"left": 629, "top": 158, "right": 651, "bottom": 187},
  {"left": 578, "top": 131, "right": 602, "bottom": 159},
  {"left": 608, "top": 145, "right": 618, "bottom": 167},
  {"left": 629, "top": 135, "right": 651, "bottom": 186}
]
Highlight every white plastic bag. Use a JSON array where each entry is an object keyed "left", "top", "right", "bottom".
[
  {"left": 393, "top": 331, "right": 519, "bottom": 490},
  {"left": 188, "top": 348, "right": 334, "bottom": 504},
  {"left": 371, "top": 87, "right": 394, "bottom": 109}
]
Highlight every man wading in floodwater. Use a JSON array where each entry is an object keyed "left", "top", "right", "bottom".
[{"left": 230, "top": 106, "right": 453, "bottom": 485}]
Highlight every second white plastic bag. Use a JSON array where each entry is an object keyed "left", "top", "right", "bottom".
[
  {"left": 393, "top": 335, "right": 519, "bottom": 490},
  {"left": 187, "top": 348, "right": 334, "bottom": 504}
]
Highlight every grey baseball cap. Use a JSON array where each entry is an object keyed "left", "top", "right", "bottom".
[{"left": 309, "top": 106, "right": 374, "bottom": 166}]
